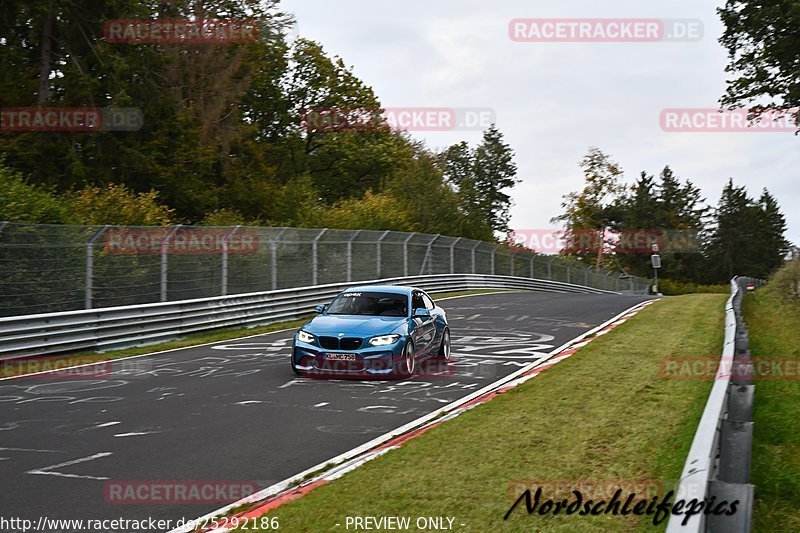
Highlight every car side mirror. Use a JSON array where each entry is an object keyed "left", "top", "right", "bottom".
[
  {"left": 314, "top": 304, "right": 328, "bottom": 314},
  {"left": 413, "top": 308, "right": 431, "bottom": 319}
]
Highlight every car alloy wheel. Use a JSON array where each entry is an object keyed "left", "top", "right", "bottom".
[
  {"left": 400, "top": 341, "right": 415, "bottom": 377},
  {"left": 438, "top": 329, "right": 451, "bottom": 361}
]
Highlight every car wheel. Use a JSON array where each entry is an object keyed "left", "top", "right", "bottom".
[
  {"left": 397, "top": 340, "right": 416, "bottom": 378},
  {"left": 436, "top": 328, "right": 451, "bottom": 361},
  {"left": 290, "top": 354, "right": 301, "bottom": 375}
]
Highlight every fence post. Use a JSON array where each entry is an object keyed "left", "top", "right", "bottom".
[
  {"left": 422, "top": 234, "right": 440, "bottom": 275},
  {"left": 312, "top": 228, "right": 327, "bottom": 286},
  {"left": 471, "top": 242, "right": 480, "bottom": 274},
  {"left": 377, "top": 230, "right": 389, "bottom": 278},
  {"left": 450, "top": 238, "right": 462, "bottom": 275},
  {"left": 271, "top": 227, "right": 287, "bottom": 291},
  {"left": 547, "top": 256, "right": 554, "bottom": 280},
  {"left": 403, "top": 233, "right": 415, "bottom": 277},
  {"left": 160, "top": 225, "right": 182, "bottom": 302},
  {"left": 491, "top": 244, "right": 500, "bottom": 275},
  {"left": 347, "top": 230, "right": 361, "bottom": 282},
  {"left": 85, "top": 226, "right": 110, "bottom": 309},
  {"left": 221, "top": 226, "right": 241, "bottom": 296},
  {"left": 530, "top": 255, "right": 534, "bottom": 278},
  {"left": 566, "top": 265, "right": 571, "bottom": 284},
  {"left": 585, "top": 265, "right": 591, "bottom": 286}
]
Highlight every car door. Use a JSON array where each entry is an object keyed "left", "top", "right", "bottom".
[
  {"left": 411, "top": 291, "right": 435, "bottom": 354},
  {"left": 421, "top": 291, "right": 444, "bottom": 350}
]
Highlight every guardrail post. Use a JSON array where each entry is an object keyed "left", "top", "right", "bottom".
[
  {"left": 221, "top": 226, "right": 241, "bottom": 296},
  {"left": 160, "top": 225, "right": 182, "bottom": 302},
  {"left": 377, "top": 230, "right": 389, "bottom": 278},
  {"left": 450, "top": 237, "right": 461, "bottom": 274},
  {"left": 85, "top": 225, "right": 110, "bottom": 309},
  {"left": 403, "top": 233, "right": 415, "bottom": 277},
  {"left": 312, "top": 228, "right": 327, "bottom": 286}
]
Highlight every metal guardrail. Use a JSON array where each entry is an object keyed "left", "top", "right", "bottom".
[
  {"left": 0, "top": 273, "right": 625, "bottom": 359},
  {"left": 667, "top": 276, "right": 762, "bottom": 533}
]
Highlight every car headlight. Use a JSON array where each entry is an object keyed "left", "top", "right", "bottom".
[
  {"left": 369, "top": 334, "right": 401, "bottom": 346},
  {"left": 297, "top": 330, "right": 315, "bottom": 343}
]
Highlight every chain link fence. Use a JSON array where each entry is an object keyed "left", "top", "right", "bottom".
[{"left": 0, "top": 222, "right": 652, "bottom": 317}]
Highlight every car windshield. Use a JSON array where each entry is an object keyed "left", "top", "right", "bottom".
[{"left": 326, "top": 291, "right": 408, "bottom": 317}]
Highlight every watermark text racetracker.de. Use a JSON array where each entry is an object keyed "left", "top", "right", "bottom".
[
  {"left": 103, "top": 228, "right": 260, "bottom": 255},
  {"left": 507, "top": 228, "right": 701, "bottom": 255},
  {"left": 104, "top": 18, "right": 259, "bottom": 44},
  {"left": 660, "top": 108, "right": 799, "bottom": 132},
  {"left": 0, "top": 515, "right": 279, "bottom": 532},
  {"left": 509, "top": 18, "right": 703, "bottom": 42},
  {"left": 661, "top": 356, "right": 800, "bottom": 380},
  {"left": 0, "top": 108, "right": 143, "bottom": 132},
  {"left": 301, "top": 107, "right": 496, "bottom": 132}
]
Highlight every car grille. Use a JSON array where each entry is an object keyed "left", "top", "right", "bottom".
[
  {"left": 318, "top": 337, "right": 363, "bottom": 350},
  {"left": 340, "top": 338, "right": 362, "bottom": 350},
  {"left": 319, "top": 336, "right": 339, "bottom": 350}
]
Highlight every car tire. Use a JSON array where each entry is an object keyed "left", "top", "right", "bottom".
[
  {"left": 396, "top": 340, "right": 416, "bottom": 378},
  {"left": 436, "top": 328, "right": 451, "bottom": 361},
  {"left": 290, "top": 352, "right": 301, "bottom": 375}
]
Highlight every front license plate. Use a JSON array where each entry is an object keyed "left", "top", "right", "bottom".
[{"left": 325, "top": 353, "right": 357, "bottom": 361}]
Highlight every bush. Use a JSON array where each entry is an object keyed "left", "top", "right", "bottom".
[
  {"left": 64, "top": 184, "right": 174, "bottom": 226},
  {"left": 659, "top": 278, "right": 730, "bottom": 295},
  {"left": 0, "top": 163, "right": 67, "bottom": 223},
  {"left": 765, "top": 260, "right": 800, "bottom": 301}
]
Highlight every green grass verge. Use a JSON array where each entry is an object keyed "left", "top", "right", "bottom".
[
  {"left": 234, "top": 294, "right": 726, "bottom": 532},
  {"left": 1, "top": 289, "right": 509, "bottom": 377},
  {"left": 744, "top": 289, "right": 800, "bottom": 531}
]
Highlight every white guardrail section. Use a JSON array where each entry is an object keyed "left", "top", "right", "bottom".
[
  {"left": 666, "top": 278, "right": 754, "bottom": 533},
  {"left": 0, "top": 274, "right": 620, "bottom": 359}
]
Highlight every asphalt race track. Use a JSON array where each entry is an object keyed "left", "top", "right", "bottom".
[{"left": 0, "top": 291, "right": 653, "bottom": 529}]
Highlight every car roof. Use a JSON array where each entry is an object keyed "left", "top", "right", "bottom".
[{"left": 339, "top": 285, "right": 421, "bottom": 295}]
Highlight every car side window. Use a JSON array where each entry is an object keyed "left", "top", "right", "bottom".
[
  {"left": 412, "top": 292, "right": 426, "bottom": 311},
  {"left": 422, "top": 293, "right": 435, "bottom": 310}
]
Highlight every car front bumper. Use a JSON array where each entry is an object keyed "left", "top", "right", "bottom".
[{"left": 292, "top": 338, "right": 405, "bottom": 376}]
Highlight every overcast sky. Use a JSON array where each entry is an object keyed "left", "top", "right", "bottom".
[{"left": 281, "top": 0, "right": 799, "bottom": 243}]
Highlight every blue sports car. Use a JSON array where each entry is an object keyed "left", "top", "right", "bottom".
[{"left": 291, "top": 285, "right": 451, "bottom": 378}]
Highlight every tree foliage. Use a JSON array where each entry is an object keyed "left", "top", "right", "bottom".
[
  {"left": 718, "top": 0, "right": 800, "bottom": 125},
  {"left": 0, "top": 1, "right": 518, "bottom": 240},
  {"left": 553, "top": 148, "right": 790, "bottom": 283}
]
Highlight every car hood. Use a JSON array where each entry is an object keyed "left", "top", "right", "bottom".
[{"left": 305, "top": 315, "right": 406, "bottom": 336}]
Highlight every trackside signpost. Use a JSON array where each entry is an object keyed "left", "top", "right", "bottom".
[{"left": 651, "top": 243, "right": 661, "bottom": 294}]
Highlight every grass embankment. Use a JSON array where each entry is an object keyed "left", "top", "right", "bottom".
[
  {"left": 236, "top": 294, "right": 727, "bottom": 532},
  {"left": 1, "top": 289, "right": 505, "bottom": 377},
  {"left": 745, "top": 288, "right": 800, "bottom": 531}
]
